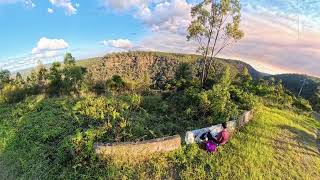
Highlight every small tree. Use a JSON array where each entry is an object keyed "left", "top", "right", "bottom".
[
  {"left": 187, "top": 0, "right": 244, "bottom": 86},
  {"left": 37, "top": 66, "right": 48, "bottom": 89},
  {"left": 236, "top": 67, "right": 252, "bottom": 90},
  {"left": 64, "top": 52, "right": 76, "bottom": 65},
  {"left": 0, "top": 70, "right": 11, "bottom": 89},
  {"left": 15, "top": 72, "right": 25, "bottom": 86},
  {"left": 63, "top": 65, "right": 86, "bottom": 95},
  {"left": 48, "top": 62, "right": 63, "bottom": 96}
]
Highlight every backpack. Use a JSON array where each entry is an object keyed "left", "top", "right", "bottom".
[{"left": 206, "top": 141, "right": 218, "bottom": 153}]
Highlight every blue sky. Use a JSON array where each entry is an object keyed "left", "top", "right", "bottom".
[{"left": 0, "top": 0, "right": 320, "bottom": 77}]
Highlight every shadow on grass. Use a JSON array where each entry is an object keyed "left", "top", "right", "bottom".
[
  {"left": 278, "top": 125, "right": 318, "bottom": 149},
  {"left": 243, "top": 124, "right": 319, "bottom": 158},
  {"left": 271, "top": 124, "right": 319, "bottom": 157}
]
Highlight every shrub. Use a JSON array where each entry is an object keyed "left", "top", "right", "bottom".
[
  {"left": 122, "top": 93, "right": 142, "bottom": 110},
  {"left": 293, "top": 98, "right": 313, "bottom": 111},
  {"left": 230, "top": 88, "right": 257, "bottom": 110},
  {"left": 73, "top": 96, "right": 131, "bottom": 142},
  {"left": 0, "top": 83, "right": 27, "bottom": 103},
  {"left": 73, "top": 96, "right": 115, "bottom": 122},
  {"left": 141, "top": 95, "right": 169, "bottom": 113}
]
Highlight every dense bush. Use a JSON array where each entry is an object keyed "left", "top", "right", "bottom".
[
  {"left": 293, "top": 97, "right": 313, "bottom": 112},
  {"left": 230, "top": 87, "right": 257, "bottom": 110},
  {"left": 141, "top": 95, "right": 169, "bottom": 113},
  {"left": 0, "top": 83, "right": 27, "bottom": 103},
  {"left": 1, "top": 51, "right": 318, "bottom": 179}
]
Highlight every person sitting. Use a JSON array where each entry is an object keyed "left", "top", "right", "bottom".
[{"left": 199, "top": 122, "right": 230, "bottom": 152}]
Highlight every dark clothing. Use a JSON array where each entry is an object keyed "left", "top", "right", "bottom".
[
  {"left": 200, "top": 132, "right": 220, "bottom": 144},
  {"left": 200, "top": 129, "right": 230, "bottom": 145}
]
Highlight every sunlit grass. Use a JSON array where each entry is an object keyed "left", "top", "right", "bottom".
[
  {"left": 1, "top": 103, "right": 319, "bottom": 179},
  {"left": 116, "top": 106, "right": 320, "bottom": 179}
]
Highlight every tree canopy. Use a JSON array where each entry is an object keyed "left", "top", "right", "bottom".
[{"left": 187, "top": 0, "right": 244, "bottom": 86}]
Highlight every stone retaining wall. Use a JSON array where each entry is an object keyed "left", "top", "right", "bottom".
[
  {"left": 185, "top": 111, "right": 253, "bottom": 144},
  {"left": 95, "top": 111, "right": 254, "bottom": 160},
  {"left": 95, "top": 135, "right": 181, "bottom": 160}
]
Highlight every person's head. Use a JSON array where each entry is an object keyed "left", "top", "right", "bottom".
[{"left": 222, "top": 122, "right": 228, "bottom": 129}]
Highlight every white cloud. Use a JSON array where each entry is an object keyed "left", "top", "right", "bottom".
[
  {"left": 32, "top": 37, "right": 69, "bottom": 54},
  {"left": 135, "top": 8, "right": 320, "bottom": 77},
  {"left": 24, "top": 0, "right": 35, "bottom": 8},
  {"left": 102, "top": 39, "right": 133, "bottom": 49},
  {"left": 101, "top": 0, "right": 145, "bottom": 11},
  {"left": 0, "top": 51, "right": 65, "bottom": 72},
  {"left": 34, "top": 50, "right": 59, "bottom": 58},
  {"left": 137, "top": 31, "right": 196, "bottom": 53},
  {"left": 138, "top": 0, "right": 191, "bottom": 34},
  {"left": 103, "top": 0, "right": 191, "bottom": 34},
  {"left": 0, "top": 0, "right": 35, "bottom": 8},
  {"left": 49, "top": 0, "right": 77, "bottom": 15},
  {"left": 48, "top": 8, "right": 54, "bottom": 13},
  {"left": 0, "top": 37, "right": 70, "bottom": 72}
]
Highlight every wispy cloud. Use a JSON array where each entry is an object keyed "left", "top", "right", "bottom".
[
  {"left": 0, "top": 0, "right": 35, "bottom": 8},
  {"left": 131, "top": 0, "right": 320, "bottom": 77},
  {"left": 101, "top": 39, "right": 133, "bottom": 49},
  {"left": 49, "top": 0, "right": 78, "bottom": 15}
]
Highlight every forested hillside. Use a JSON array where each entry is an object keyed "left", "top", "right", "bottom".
[
  {"left": 0, "top": 51, "right": 319, "bottom": 179},
  {"left": 82, "top": 51, "right": 266, "bottom": 84},
  {"left": 269, "top": 74, "right": 320, "bottom": 112}
]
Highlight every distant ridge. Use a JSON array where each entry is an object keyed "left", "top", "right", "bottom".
[{"left": 10, "top": 51, "right": 319, "bottom": 112}]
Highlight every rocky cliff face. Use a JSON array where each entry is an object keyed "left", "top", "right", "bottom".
[
  {"left": 87, "top": 52, "right": 181, "bottom": 85},
  {"left": 84, "top": 51, "right": 266, "bottom": 87}
]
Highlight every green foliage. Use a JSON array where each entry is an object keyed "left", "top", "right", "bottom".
[
  {"left": 187, "top": 0, "right": 244, "bottom": 85},
  {"left": 0, "top": 70, "right": 11, "bottom": 89},
  {"left": 151, "top": 57, "right": 177, "bottom": 90},
  {"left": 74, "top": 96, "right": 131, "bottom": 142},
  {"left": 47, "top": 62, "right": 63, "bottom": 96},
  {"left": 235, "top": 67, "right": 253, "bottom": 90},
  {"left": 62, "top": 65, "right": 86, "bottom": 95},
  {"left": 174, "top": 62, "right": 199, "bottom": 90},
  {"left": 172, "top": 83, "right": 238, "bottom": 124},
  {"left": 269, "top": 74, "right": 320, "bottom": 112},
  {"left": 64, "top": 52, "right": 76, "bottom": 65},
  {"left": 230, "top": 87, "right": 257, "bottom": 110},
  {"left": 106, "top": 75, "right": 125, "bottom": 90},
  {"left": 74, "top": 96, "right": 113, "bottom": 121},
  {"left": 0, "top": 98, "right": 78, "bottom": 179},
  {"left": 14, "top": 72, "right": 24, "bottom": 86},
  {"left": 141, "top": 95, "right": 169, "bottom": 113},
  {"left": 1, "top": 51, "right": 319, "bottom": 179},
  {"left": 122, "top": 93, "right": 142, "bottom": 110},
  {"left": 293, "top": 97, "right": 313, "bottom": 112},
  {"left": 175, "top": 62, "right": 194, "bottom": 81},
  {"left": 3, "top": 103, "right": 318, "bottom": 179},
  {"left": 0, "top": 83, "right": 27, "bottom": 103}
]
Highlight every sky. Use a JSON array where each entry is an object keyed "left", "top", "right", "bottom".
[{"left": 0, "top": 0, "right": 320, "bottom": 77}]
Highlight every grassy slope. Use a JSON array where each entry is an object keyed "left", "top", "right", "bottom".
[
  {"left": 213, "top": 107, "right": 320, "bottom": 179},
  {"left": 0, "top": 101, "right": 319, "bottom": 179},
  {"left": 138, "top": 106, "right": 320, "bottom": 179}
]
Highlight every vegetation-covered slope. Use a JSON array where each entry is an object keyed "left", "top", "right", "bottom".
[
  {"left": 82, "top": 51, "right": 266, "bottom": 84},
  {"left": 270, "top": 74, "right": 320, "bottom": 112},
  {"left": 0, "top": 51, "right": 318, "bottom": 179},
  {"left": 1, "top": 102, "right": 319, "bottom": 179}
]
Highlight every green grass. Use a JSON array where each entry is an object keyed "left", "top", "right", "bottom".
[
  {"left": 100, "top": 105, "right": 320, "bottom": 179},
  {"left": 1, "top": 101, "right": 319, "bottom": 179}
]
